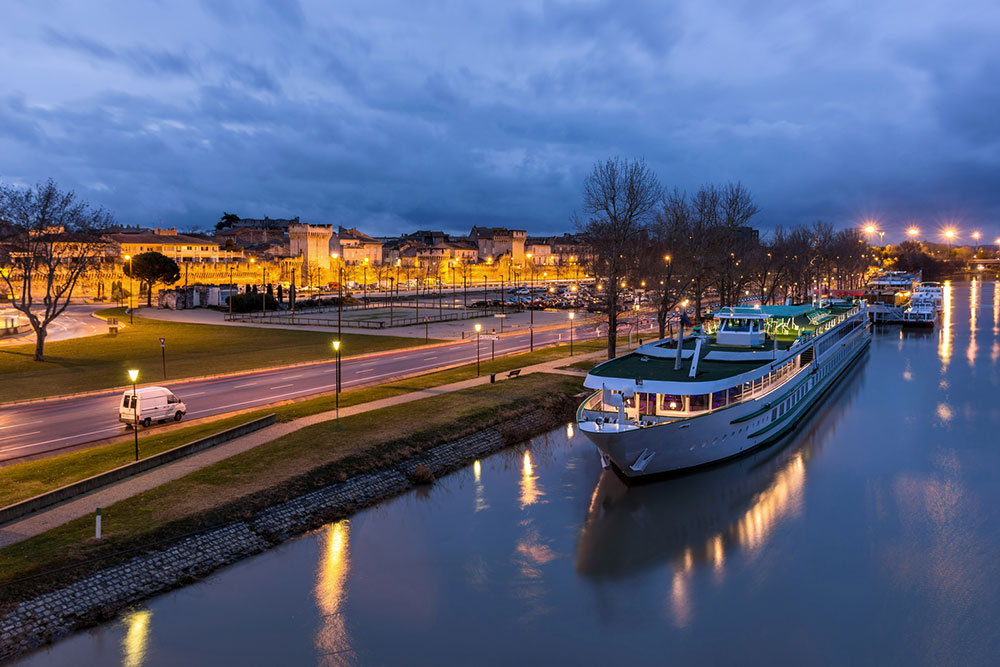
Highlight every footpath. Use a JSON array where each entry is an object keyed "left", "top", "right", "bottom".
[{"left": 0, "top": 353, "right": 601, "bottom": 549}]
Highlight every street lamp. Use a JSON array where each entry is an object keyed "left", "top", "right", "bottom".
[
  {"left": 475, "top": 323, "right": 482, "bottom": 376},
  {"left": 944, "top": 228, "right": 957, "bottom": 256},
  {"left": 907, "top": 227, "right": 919, "bottom": 240},
  {"left": 569, "top": 312, "right": 575, "bottom": 356},
  {"left": 228, "top": 264, "right": 234, "bottom": 318},
  {"left": 526, "top": 252, "right": 534, "bottom": 351},
  {"left": 332, "top": 340, "right": 341, "bottom": 427},
  {"left": 973, "top": 230, "right": 981, "bottom": 255},
  {"left": 261, "top": 266, "right": 267, "bottom": 317},
  {"left": 362, "top": 257, "right": 369, "bottom": 308},
  {"left": 124, "top": 255, "right": 134, "bottom": 324},
  {"left": 128, "top": 368, "right": 140, "bottom": 460}
]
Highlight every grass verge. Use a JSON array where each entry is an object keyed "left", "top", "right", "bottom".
[
  {"left": 0, "top": 373, "right": 583, "bottom": 604},
  {"left": 0, "top": 307, "right": 436, "bottom": 402}
]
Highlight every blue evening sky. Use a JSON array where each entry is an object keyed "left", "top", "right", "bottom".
[{"left": 2, "top": 0, "right": 999, "bottom": 241}]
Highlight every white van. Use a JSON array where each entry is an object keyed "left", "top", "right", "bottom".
[{"left": 119, "top": 386, "right": 187, "bottom": 428}]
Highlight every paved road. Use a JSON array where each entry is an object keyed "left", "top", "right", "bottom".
[{"left": 0, "top": 320, "right": 637, "bottom": 463}]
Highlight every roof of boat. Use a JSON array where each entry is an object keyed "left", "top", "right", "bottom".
[{"left": 587, "top": 302, "right": 858, "bottom": 386}]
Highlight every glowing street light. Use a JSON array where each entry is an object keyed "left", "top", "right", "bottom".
[
  {"left": 127, "top": 369, "right": 140, "bottom": 460},
  {"left": 474, "top": 323, "right": 482, "bottom": 376},
  {"left": 124, "top": 254, "right": 134, "bottom": 324},
  {"left": 907, "top": 227, "right": 919, "bottom": 239}
]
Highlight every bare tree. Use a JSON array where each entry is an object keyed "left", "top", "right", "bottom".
[
  {"left": 0, "top": 180, "right": 113, "bottom": 361},
  {"left": 577, "top": 157, "right": 662, "bottom": 358}
]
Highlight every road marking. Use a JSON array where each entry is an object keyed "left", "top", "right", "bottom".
[
  {"left": 424, "top": 356, "right": 438, "bottom": 360},
  {"left": 278, "top": 374, "right": 303, "bottom": 380},
  {"left": 0, "top": 420, "right": 44, "bottom": 430},
  {"left": 269, "top": 384, "right": 294, "bottom": 390},
  {"left": 322, "top": 369, "right": 338, "bottom": 374},
  {"left": 234, "top": 382, "right": 258, "bottom": 388},
  {"left": 184, "top": 392, "right": 206, "bottom": 397},
  {"left": 356, "top": 368, "right": 376, "bottom": 374},
  {"left": 0, "top": 431, "right": 40, "bottom": 442},
  {"left": 1, "top": 426, "right": 123, "bottom": 452},
  {"left": 188, "top": 384, "right": 339, "bottom": 415}
]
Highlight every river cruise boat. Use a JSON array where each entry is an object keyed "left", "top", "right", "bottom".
[
  {"left": 864, "top": 271, "right": 919, "bottom": 323},
  {"left": 912, "top": 281, "right": 943, "bottom": 310},
  {"left": 902, "top": 294, "right": 937, "bottom": 327},
  {"left": 576, "top": 302, "right": 871, "bottom": 478}
]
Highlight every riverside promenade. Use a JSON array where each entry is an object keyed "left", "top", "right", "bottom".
[{"left": 0, "top": 353, "right": 599, "bottom": 549}]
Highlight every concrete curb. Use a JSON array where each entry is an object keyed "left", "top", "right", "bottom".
[{"left": 0, "top": 415, "right": 276, "bottom": 527}]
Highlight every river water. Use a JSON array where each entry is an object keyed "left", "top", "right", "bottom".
[{"left": 17, "top": 281, "right": 1000, "bottom": 666}]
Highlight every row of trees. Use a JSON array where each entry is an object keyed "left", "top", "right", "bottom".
[{"left": 578, "top": 158, "right": 876, "bottom": 358}]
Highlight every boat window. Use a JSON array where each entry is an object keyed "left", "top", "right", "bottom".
[
  {"left": 660, "top": 394, "right": 684, "bottom": 412},
  {"left": 727, "top": 385, "right": 743, "bottom": 403},
  {"left": 711, "top": 392, "right": 727, "bottom": 410},
  {"left": 638, "top": 392, "right": 656, "bottom": 415},
  {"left": 689, "top": 394, "right": 709, "bottom": 412}
]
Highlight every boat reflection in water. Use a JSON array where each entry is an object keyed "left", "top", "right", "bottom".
[{"left": 575, "top": 355, "right": 867, "bottom": 625}]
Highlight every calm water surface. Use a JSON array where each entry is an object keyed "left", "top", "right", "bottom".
[{"left": 18, "top": 281, "right": 1000, "bottom": 666}]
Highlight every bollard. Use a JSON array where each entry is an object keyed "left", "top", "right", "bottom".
[
  {"left": 96, "top": 507, "right": 102, "bottom": 540},
  {"left": 490, "top": 373, "right": 496, "bottom": 384}
]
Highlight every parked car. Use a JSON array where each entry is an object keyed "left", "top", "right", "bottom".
[{"left": 119, "top": 386, "right": 186, "bottom": 428}]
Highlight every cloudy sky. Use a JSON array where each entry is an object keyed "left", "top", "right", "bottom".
[{"left": 2, "top": 0, "right": 999, "bottom": 241}]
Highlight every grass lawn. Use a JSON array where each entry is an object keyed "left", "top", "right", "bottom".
[
  {"left": 0, "top": 308, "right": 436, "bottom": 403},
  {"left": 0, "top": 372, "right": 583, "bottom": 592},
  {"left": 0, "top": 335, "right": 611, "bottom": 508}
]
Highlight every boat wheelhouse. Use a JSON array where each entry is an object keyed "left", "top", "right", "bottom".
[{"left": 577, "top": 301, "right": 870, "bottom": 477}]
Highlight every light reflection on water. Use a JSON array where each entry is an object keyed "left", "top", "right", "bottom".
[{"left": 16, "top": 282, "right": 1000, "bottom": 667}]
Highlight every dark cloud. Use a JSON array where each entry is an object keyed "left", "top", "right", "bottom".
[{"left": 2, "top": 1, "right": 999, "bottom": 240}]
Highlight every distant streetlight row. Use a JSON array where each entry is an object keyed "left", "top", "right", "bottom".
[{"left": 862, "top": 222, "right": 1000, "bottom": 246}]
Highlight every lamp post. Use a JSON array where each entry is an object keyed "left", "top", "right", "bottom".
[
  {"left": 972, "top": 230, "right": 981, "bottom": 255},
  {"left": 569, "top": 312, "right": 575, "bottom": 356},
  {"left": 228, "top": 265, "right": 234, "bottom": 318},
  {"left": 128, "top": 369, "right": 140, "bottom": 460},
  {"left": 261, "top": 266, "right": 266, "bottom": 317},
  {"left": 363, "top": 257, "right": 369, "bottom": 308},
  {"left": 944, "top": 228, "right": 956, "bottom": 257},
  {"left": 124, "top": 255, "right": 134, "bottom": 324},
  {"left": 526, "top": 252, "right": 534, "bottom": 351},
  {"left": 332, "top": 253, "right": 342, "bottom": 342},
  {"left": 475, "top": 323, "right": 482, "bottom": 376},
  {"left": 332, "top": 340, "right": 341, "bottom": 427}
]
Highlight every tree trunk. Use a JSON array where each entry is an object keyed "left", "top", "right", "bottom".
[
  {"left": 33, "top": 326, "right": 46, "bottom": 362},
  {"left": 147, "top": 282, "right": 153, "bottom": 307},
  {"left": 607, "top": 308, "right": 617, "bottom": 359}
]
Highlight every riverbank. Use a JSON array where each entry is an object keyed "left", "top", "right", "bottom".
[{"left": 0, "top": 372, "right": 582, "bottom": 661}]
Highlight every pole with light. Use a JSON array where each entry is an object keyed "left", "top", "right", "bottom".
[
  {"left": 569, "top": 312, "right": 575, "bottom": 356},
  {"left": 944, "top": 228, "right": 956, "bottom": 257},
  {"left": 128, "top": 369, "right": 140, "bottom": 460},
  {"left": 526, "top": 252, "right": 534, "bottom": 351},
  {"left": 362, "top": 257, "right": 369, "bottom": 308},
  {"left": 332, "top": 340, "right": 341, "bottom": 427},
  {"left": 124, "top": 254, "right": 134, "bottom": 324},
  {"left": 475, "top": 323, "right": 482, "bottom": 376},
  {"left": 229, "top": 265, "right": 234, "bottom": 318},
  {"left": 332, "top": 253, "right": 343, "bottom": 342},
  {"left": 972, "top": 231, "right": 981, "bottom": 255},
  {"left": 261, "top": 265, "right": 267, "bottom": 317}
]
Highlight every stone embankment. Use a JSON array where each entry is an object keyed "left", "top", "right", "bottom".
[{"left": 0, "top": 411, "right": 554, "bottom": 661}]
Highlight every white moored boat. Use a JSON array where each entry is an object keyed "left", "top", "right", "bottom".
[
  {"left": 902, "top": 293, "right": 937, "bottom": 327},
  {"left": 912, "top": 281, "right": 943, "bottom": 311},
  {"left": 577, "top": 301, "right": 871, "bottom": 478}
]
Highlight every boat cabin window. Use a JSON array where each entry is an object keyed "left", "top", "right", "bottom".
[
  {"left": 711, "top": 392, "right": 727, "bottom": 410},
  {"left": 728, "top": 385, "right": 743, "bottom": 403},
  {"left": 688, "top": 394, "right": 709, "bottom": 412},
  {"left": 637, "top": 392, "right": 656, "bottom": 415},
  {"left": 659, "top": 394, "right": 684, "bottom": 412}
]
